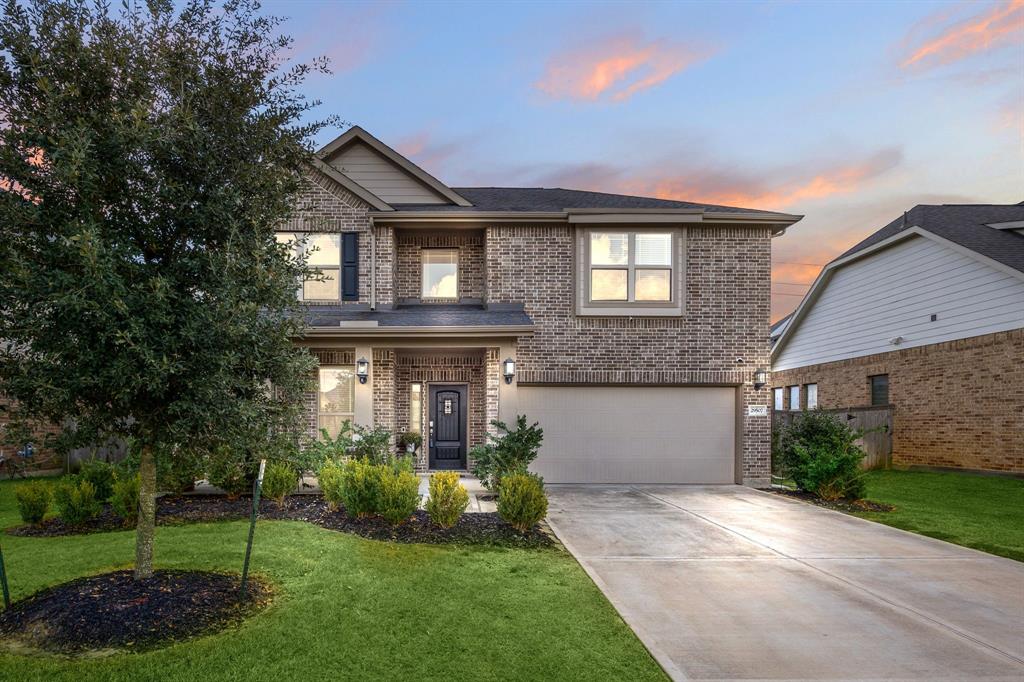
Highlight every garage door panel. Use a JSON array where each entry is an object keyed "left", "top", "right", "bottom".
[{"left": 519, "top": 386, "right": 736, "bottom": 484}]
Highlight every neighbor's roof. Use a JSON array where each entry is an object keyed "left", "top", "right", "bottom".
[
  {"left": 837, "top": 202, "right": 1024, "bottom": 274},
  {"left": 303, "top": 304, "right": 533, "bottom": 329},
  {"left": 390, "top": 187, "right": 780, "bottom": 215}
]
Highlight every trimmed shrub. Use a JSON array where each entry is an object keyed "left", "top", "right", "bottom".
[
  {"left": 111, "top": 473, "right": 140, "bottom": 525},
  {"left": 425, "top": 472, "right": 469, "bottom": 528},
  {"left": 206, "top": 445, "right": 254, "bottom": 499},
  {"left": 378, "top": 467, "right": 420, "bottom": 525},
  {"left": 497, "top": 472, "right": 548, "bottom": 532},
  {"left": 14, "top": 480, "right": 51, "bottom": 524},
  {"left": 774, "top": 410, "right": 867, "bottom": 501},
  {"left": 318, "top": 461, "right": 345, "bottom": 511},
  {"left": 262, "top": 461, "right": 299, "bottom": 508},
  {"left": 338, "top": 459, "right": 384, "bottom": 518},
  {"left": 470, "top": 415, "right": 544, "bottom": 491},
  {"left": 53, "top": 478, "right": 102, "bottom": 525},
  {"left": 78, "top": 458, "right": 116, "bottom": 501}
]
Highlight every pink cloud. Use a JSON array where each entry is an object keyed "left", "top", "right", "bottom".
[
  {"left": 536, "top": 32, "right": 711, "bottom": 102},
  {"left": 901, "top": 0, "right": 1024, "bottom": 70}
]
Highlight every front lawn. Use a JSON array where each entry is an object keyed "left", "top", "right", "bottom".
[
  {"left": 854, "top": 470, "right": 1024, "bottom": 562},
  {"left": 0, "top": 479, "right": 665, "bottom": 681}
]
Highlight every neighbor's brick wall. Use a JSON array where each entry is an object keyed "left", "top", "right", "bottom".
[
  {"left": 393, "top": 229, "right": 486, "bottom": 302},
  {"left": 0, "top": 397, "right": 62, "bottom": 473},
  {"left": 486, "top": 224, "right": 774, "bottom": 484},
  {"left": 772, "top": 328, "right": 1024, "bottom": 473}
]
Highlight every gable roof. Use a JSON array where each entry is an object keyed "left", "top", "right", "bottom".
[
  {"left": 771, "top": 202, "right": 1024, "bottom": 361},
  {"left": 318, "top": 126, "right": 472, "bottom": 207},
  {"left": 306, "top": 157, "right": 392, "bottom": 211},
  {"left": 838, "top": 203, "right": 1024, "bottom": 275}
]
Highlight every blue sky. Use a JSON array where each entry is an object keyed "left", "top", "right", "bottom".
[{"left": 266, "top": 0, "right": 1023, "bottom": 320}]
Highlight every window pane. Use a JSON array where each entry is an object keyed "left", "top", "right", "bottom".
[
  {"left": 422, "top": 249, "right": 458, "bottom": 298},
  {"left": 319, "top": 368, "right": 354, "bottom": 413},
  {"left": 635, "top": 233, "right": 672, "bottom": 265},
  {"left": 870, "top": 375, "right": 889, "bottom": 406},
  {"left": 304, "top": 269, "right": 339, "bottom": 300},
  {"left": 275, "top": 232, "right": 296, "bottom": 247},
  {"left": 806, "top": 384, "right": 818, "bottom": 409},
  {"left": 590, "top": 233, "right": 628, "bottom": 265},
  {"left": 409, "top": 383, "right": 422, "bottom": 433},
  {"left": 591, "top": 269, "right": 628, "bottom": 300},
  {"left": 635, "top": 269, "right": 671, "bottom": 301},
  {"left": 307, "top": 233, "right": 341, "bottom": 266},
  {"left": 773, "top": 387, "right": 784, "bottom": 411},
  {"left": 317, "top": 415, "right": 349, "bottom": 441},
  {"left": 789, "top": 385, "right": 800, "bottom": 410}
]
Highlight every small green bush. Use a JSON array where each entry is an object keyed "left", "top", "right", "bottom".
[
  {"left": 318, "top": 461, "right": 345, "bottom": 511},
  {"left": 206, "top": 445, "right": 255, "bottom": 499},
  {"left": 78, "top": 458, "right": 116, "bottom": 501},
  {"left": 53, "top": 478, "right": 102, "bottom": 525},
  {"left": 262, "top": 461, "right": 299, "bottom": 508},
  {"left": 111, "top": 473, "right": 140, "bottom": 525},
  {"left": 378, "top": 467, "right": 420, "bottom": 525},
  {"left": 425, "top": 472, "right": 468, "bottom": 528},
  {"left": 338, "top": 459, "right": 384, "bottom": 518},
  {"left": 497, "top": 472, "right": 548, "bottom": 532},
  {"left": 774, "top": 410, "right": 867, "bottom": 500},
  {"left": 471, "top": 415, "right": 544, "bottom": 491},
  {"left": 14, "top": 480, "right": 51, "bottom": 524}
]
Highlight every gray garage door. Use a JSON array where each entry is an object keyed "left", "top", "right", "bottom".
[{"left": 518, "top": 386, "right": 736, "bottom": 484}]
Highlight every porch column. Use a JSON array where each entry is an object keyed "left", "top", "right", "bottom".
[
  {"left": 497, "top": 341, "right": 518, "bottom": 425},
  {"left": 354, "top": 344, "right": 373, "bottom": 427}
]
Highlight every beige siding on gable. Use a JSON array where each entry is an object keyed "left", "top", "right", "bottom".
[
  {"left": 774, "top": 235, "right": 1024, "bottom": 371},
  {"left": 327, "top": 141, "right": 449, "bottom": 205}
]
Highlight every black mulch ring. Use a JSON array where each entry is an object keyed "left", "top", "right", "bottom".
[
  {"left": 768, "top": 488, "right": 895, "bottom": 513},
  {"left": 0, "top": 569, "right": 271, "bottom": 655},
  {"left": 9, "top": 496, "right": 554, "bottom": 548}
]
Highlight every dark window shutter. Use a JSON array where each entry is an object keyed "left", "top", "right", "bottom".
[{"left": 341, "top": 232, "right": 359, "bottom": 301}]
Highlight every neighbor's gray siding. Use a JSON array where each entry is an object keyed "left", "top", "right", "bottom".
[
  {"left": 326, "top": 141, "right": 447, "bottom": 204},
  {"left": 774, "top": 235, "right": 1024, "bottom": 371}
]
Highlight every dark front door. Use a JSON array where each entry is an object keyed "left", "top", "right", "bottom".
[{"left": 429, "top": 384, "right": 467, "bottom": 470}]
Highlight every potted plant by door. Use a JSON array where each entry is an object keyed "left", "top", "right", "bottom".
[{"left": 397, "top": 431, "right": 423, "bottom": 456}]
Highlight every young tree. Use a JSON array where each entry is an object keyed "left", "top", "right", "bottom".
[{"left": 0, "top": 0, "right": 334, "bottom": 578}]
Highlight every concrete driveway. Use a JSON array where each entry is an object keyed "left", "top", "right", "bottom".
[{"left": 546, "top": 485, "right": 1024, "bottom": 681}]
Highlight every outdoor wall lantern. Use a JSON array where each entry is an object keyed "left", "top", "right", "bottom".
[
  {"left": 356, "top": 357, "right": 370, "bottom": 384},
  {"left": 502, "top": 358, "right": 516, "bottom": 384},
  {"left": 753, "top": 368, "right": 768, "bottom": 390}
]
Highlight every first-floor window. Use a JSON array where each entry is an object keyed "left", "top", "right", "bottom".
[
  {"left": 409, "top": 383, "right": 422, "bottom": 433},
  {"left": 870, "top": 374, "right": 889, "bottom": 406},
  {"left": 788, "top": 385, "right": 800, "bottom": 410},
  {"left": 318, "top": 367, "right": 355, "bottom": 439},
  {"left": 773, "top": 387, "right": 784, "bottom": 411},
  {"left": 805, "top": 384, "right": 818, "bottom": 410}
]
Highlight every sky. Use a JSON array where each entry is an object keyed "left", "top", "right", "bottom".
[{"left": 266, "top": 0, "right": 1024, "bottom": 322}]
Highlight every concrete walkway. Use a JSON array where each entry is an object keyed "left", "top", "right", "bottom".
[{"left": 546, "top": 485, "right": 1024, "bottom": 681}]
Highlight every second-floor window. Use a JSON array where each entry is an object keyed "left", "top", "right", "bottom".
[
  {"left": 422, "top": 248, "right": 458, "bottom": 300},
  {"left": 277, "top": 232, "right": 342, "bottom": 301},
  {"left": 576, "top": 228, "right": 684, "bottom": 316}
]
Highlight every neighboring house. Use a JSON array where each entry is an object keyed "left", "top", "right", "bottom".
[
  {"left": 772, "top": 203, "right": 1024, "bottom": 474},
  {"left": 288, "top": 126, "right": 802, "bottom": 486}
]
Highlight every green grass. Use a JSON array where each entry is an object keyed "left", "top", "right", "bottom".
[
  {"left": 0, "top": 479, "right": 665, "bottom": 681},
  {"left": 854, "top": 470, "right": 1024, "bottom": 561}
]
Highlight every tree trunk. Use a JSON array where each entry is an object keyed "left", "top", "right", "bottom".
[{"left": 134, "top": 443, "right": 157, "bottom": 580}]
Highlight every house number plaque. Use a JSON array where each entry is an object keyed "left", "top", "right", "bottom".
[{"left": 444, "top": 399, "right": 453, "bottom": 414}]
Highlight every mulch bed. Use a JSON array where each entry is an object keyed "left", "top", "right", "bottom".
[
  {"left": 768, "top": 488, "right": 895, "bottom": 513},
  {"left": 9, "top": 495, "right": 553, "bottom": 548},
  {"left": 0, "top": 569, "right": 270, "bottom": 655}
]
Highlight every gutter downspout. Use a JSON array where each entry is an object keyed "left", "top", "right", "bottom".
[{"left": 369, "top": 216, "right": 376, "bottom": 310}]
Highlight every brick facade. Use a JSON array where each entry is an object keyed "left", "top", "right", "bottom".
[
  {"left": 393, "top": 229, "right": 486, "bottom": 302},
  {"left": 771, "top": 329, "right": 1024, "bottom": 473},
  {"left": 0, "top": 398, "right": 62, "bottom": 474}
]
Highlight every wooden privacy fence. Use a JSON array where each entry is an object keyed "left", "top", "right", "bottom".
[{"left": 773, "top": 405, "right": 894, "bottom": 470}]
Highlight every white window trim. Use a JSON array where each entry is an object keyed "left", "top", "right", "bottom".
[
  {"left": 277, "top": 232, "right": 343, "bottom": 303},
  {"left": 576, "top": 227, "right": 686, "bottom": 316},
  {"left": 318, "top": 366, "right": 355, "bottom": 440}
]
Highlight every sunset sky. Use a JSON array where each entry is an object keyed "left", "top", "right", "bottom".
[{"left": 269, "top": 0, "right": 1024, "bottom": 322}]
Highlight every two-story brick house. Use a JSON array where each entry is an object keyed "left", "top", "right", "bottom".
[{"left": 286, "top": 127, "right": 801, "bottom": 486}]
